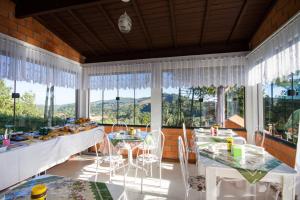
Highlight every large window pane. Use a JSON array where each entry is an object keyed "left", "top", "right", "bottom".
[
  {"left": 225, "top": 86, "right": 245, "bottom": 128},
  {"left": 162, "top": 86, "right": 217, "bottom": 127},
  {"left": 119, "top": 88, "right": 134, "bottom": 124},
  {"left": 0, "top": 79, "right": 15, "bottom": 132},
  {"left": 103, "top": 89, "right": 118, "bottom": 124},
  {"left": 14, "top": 81, "right": 47, "bottom": 131},
  {"left": 90, "top": 87, "right": 151, "bottom": 126},
  {"left": 52, "top": 86, "right": 76, "bottom": 126},
  {"left": 263, "top": 71, "right": 300, "bottom": 144},
  {"left": 135, "top": 88, "right": 151, "bottom": 125},
  {"left": 90, "top": 89, "right": 103, "bottom": 124},
  {"left": 162, "top": 85, "right": 245, "bottom": 129}
]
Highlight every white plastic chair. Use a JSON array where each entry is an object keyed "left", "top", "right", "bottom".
[
  {"left": 111, "top": 122, "right": 128, "bottom": 133},
  {"left": 183, "top": 123, "right": 193, "bottom": 161},
  {"left": 145, "top": 123, "right": 151, "bottom": 132},
  {"left": 178, "top": 136, "right": 219, "bottom": 200},
  {"left": 135, "top": 130, "right": 165, "bottom": 190},
  {"left": 96, "top": 135, "right": 126, "bottom": 186}
]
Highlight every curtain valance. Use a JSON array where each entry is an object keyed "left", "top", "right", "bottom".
[
  {"left": 83, "top": 52, "right": 247, "bottom": 90},
  {"left": 247, "top": 12, "right": 300, "bottom": 85},
  {"left": 0, "top": 33, "right": 81, "bottom": 88}
]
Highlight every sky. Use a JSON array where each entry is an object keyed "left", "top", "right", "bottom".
[{"left": 4, "top": 79, "right": 76, "bottom": 105}]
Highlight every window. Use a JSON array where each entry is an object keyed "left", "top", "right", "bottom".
[
  {"left": 263, "top": 71, "right": 300, "bottom": 145},
  {"left": 14, "top": 81, "right": 48, "bottom": 131},
  {"left": 89, "top": 87, "right": 151, "bottom": 126},
  {"left": 0, "top": 78, "right": 76, "bottom": 132},
  {"left": 53, "top": 86, "right": 76, "bottom": 126},
  {"left": 0, "top": 79, "right": 15, "bottom": 133},
  {"left": 162, "top": 85, "right": 245, "bottom": 129}
]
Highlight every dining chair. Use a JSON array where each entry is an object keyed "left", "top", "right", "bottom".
[
  {"left": 111, "top": 122, "right": 128, "bottom": 133},
  {"left": 178, "top": 136, "right": 222, "bottom": 200},
  {"left": 182, "top": 123, "right": 193, "bottom": 162},
  {"left": 145, "top": 123, "right": 151, "bottom": 132},
  {"left": 96, "top": 135, "right": 126, "bottom": 186},
  {"left": 135, "top": 130, "right": 165, "bottom": 190}
]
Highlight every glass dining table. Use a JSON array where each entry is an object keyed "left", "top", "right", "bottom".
[{"left": 193, "top": 131, "right": 297, "bottom": 200}]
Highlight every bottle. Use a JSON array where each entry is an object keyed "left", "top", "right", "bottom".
[
  {"left": 226, "top": 137, "right": 233, "bottom": 152},
  {"left": 31, "top": 184, "right": 47, "bottom": 200}
]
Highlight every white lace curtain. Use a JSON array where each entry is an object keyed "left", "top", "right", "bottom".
[
  {"left": 247, "top": 12, "right": 300, "bottom": 85},
  {"left": 0, "top": 33, "right": 81, "bottom": 89},
  {"left": 83, "top": 52, "right": 247, "bottom": 90}
]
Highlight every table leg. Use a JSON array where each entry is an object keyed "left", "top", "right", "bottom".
[
  {"left": 282, "top": 175, "right": 295, "bottom": 200},
  {"left": 123, "top": 145, "right": 147, "bottom": 192},
  {"left": 206, "top": 167, "right": 217, "bottom": 200}
]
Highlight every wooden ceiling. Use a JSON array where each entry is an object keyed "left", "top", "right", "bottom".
[{"left": 13, "top": 0, "right": 274, "bottom": 63}]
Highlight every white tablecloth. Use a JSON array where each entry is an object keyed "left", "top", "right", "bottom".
[{"left": 0, "top": 126, "right": 104, "bottom": 191}]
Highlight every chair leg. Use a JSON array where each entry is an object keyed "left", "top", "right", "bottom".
[
  {"left": 159, "top": 162, "right": 162, "bottom": 188},
  {"left": 141, "top": 168, "right": 144, "bottom": 194},
  {"left": 150, "top": 163, "right": 153, "bottom": 177},
  {"left": 123, "top": 164, "right": 126, "bottom": 187}
]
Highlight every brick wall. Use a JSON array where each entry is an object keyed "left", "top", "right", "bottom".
[
  {"left": 250, "top": 0, "right": 300, "bottom": 49},
  {"left": 255, "top": 134, "right": 296, "bottom": 167},
  {"left": 0, "top": 0, "right": 83, "bottom": 62}
]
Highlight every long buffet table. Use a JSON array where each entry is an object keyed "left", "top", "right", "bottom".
[{"left": 0, "top": 126, "right": 104, "bottom": 191}]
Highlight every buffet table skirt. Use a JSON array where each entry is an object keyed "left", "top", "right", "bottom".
[{"left": 0, "top": 126, "right": 104, "bottom": 191}]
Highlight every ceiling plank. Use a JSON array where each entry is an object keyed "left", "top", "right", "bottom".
[
  {"left": 168, "top": 0, "right": 177, "bottom": 48},
  {"left": 131, "top": 0, "right": 153, "bottom": 49},
  {"left": 226, "top": 0, "right": 248, "bottom": 43},
  {"left": 86, "top": 41, "right": 248, "bottom": 62},
  {"left": 51, "top": 13, "right": 99, "bottom": 56},
  {"left": 96, "top": 4, "right": 130, "bottom": 49},
  {"left": 67, "top": 10, "right": 110, "bottom": 53},
  {"left": 199, "top": 0, "right": 213, "bottom": 45},
  {"left": 14, "top": 0, "right": 120, "bottom": 18}
]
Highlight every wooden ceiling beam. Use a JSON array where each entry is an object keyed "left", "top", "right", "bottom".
[
  {"left": 51, "top": 13, "right": 99, "bottom": 56},
  {"left": 86, "top": 41, "right": 249, "bottom": 62},
  {"left": 96, "top": 4, "right": 129, "bottom": 49},
  {"left": 226, "top": 0, "right": 248, "bottom": 43},
  {"left": 67, "top": 10, "right": 110, "bottom": 53},
  {"left": 199, "top": 0, "right": 213, "bottom": 45},
  {"left": 131, "top": 0, "right": 153, "bottom": 49},
  {"left": 14, "top": 0, "right": 120, "bottom": 18},
  {"left": 168, "top": 0, "right": 177, "bottom": 48}
]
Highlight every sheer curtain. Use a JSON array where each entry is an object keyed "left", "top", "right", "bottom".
[
  {"left": 247, "top": 12, "right": 300, "bottom": 86},
  {"left": 0, "top": 33, "right": 81, "bottom": 88},
  {"left": 83, "top": 52, "right": 247, "bottom": 90}
]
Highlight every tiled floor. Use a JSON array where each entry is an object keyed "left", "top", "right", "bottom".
[{"left": 48, "top": 155, "right": 297, "bottom": 200}]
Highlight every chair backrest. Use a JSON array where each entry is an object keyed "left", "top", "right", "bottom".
[
  {"left": 178, "top": 136, "right": 189, "bottom": 189},
  {"left": 145, "top": 123, "right": 151, "bottom": 132},
  {"left": 182, "top": 123, "right": 189, "bottom": 151},
  {"left": 105, "top": 135, "right": 113, "bottom": 157},
  {"left": 111, "top": 122, "right": 128, "bottom": 132},
  {"left": 143, "top": 130, "right": 165, "bottom": 160}
]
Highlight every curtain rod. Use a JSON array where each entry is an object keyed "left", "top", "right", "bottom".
[{"left": 247, "top": 10, "right": 300, "bottom": 57}]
